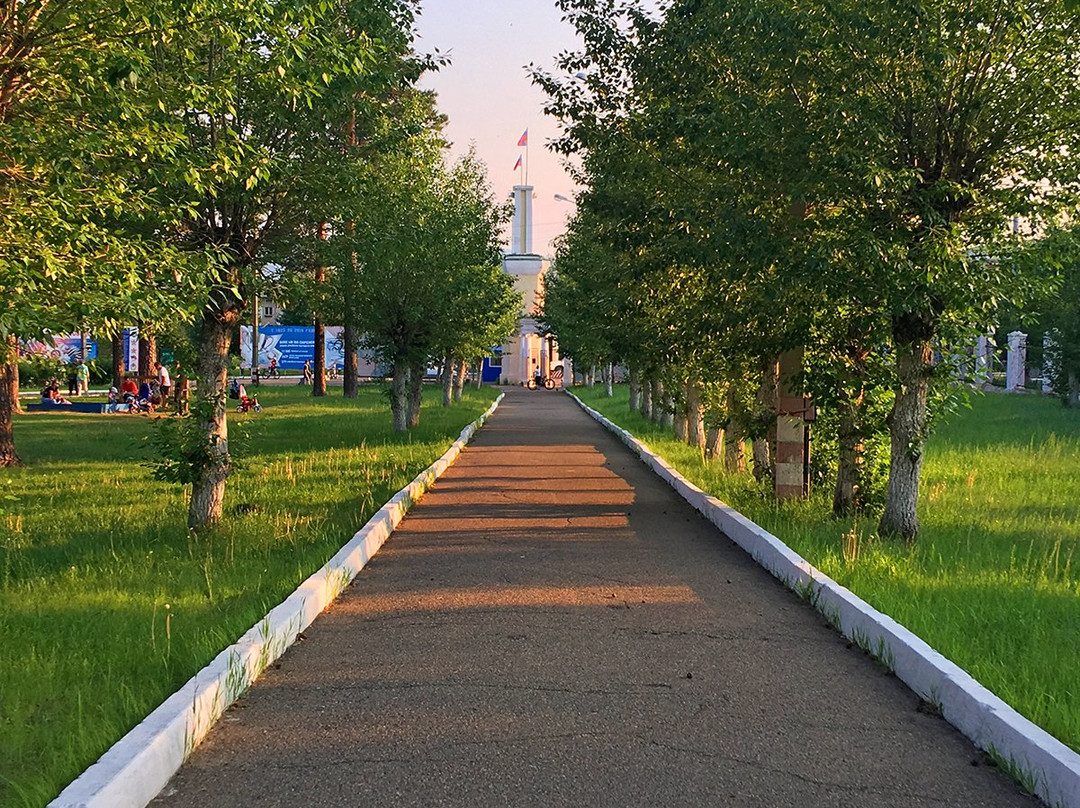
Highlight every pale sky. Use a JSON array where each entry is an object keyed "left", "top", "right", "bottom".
[{"left": 415, "top": 0, "right": 582, "bottom": 256}]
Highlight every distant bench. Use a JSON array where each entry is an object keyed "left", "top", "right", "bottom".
[{"left": 25, "top": 402, "right": 129, "bottom": 414}]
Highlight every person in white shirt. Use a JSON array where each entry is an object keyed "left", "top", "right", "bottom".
[{"left": 155, "top": 361, "right": 172, "bottom": 408}]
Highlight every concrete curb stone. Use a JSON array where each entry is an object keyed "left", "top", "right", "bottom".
[
  {"left": 47, "top": 393, "right": 505, "bottom": 808},
  {"left": 569, "top": 391, "right": 1080, "bottom": 808}
]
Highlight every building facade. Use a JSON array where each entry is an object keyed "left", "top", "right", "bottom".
[{"left": 498, "top": 184, "right": 562, "bottom": 384}]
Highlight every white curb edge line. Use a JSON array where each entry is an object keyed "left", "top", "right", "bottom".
[
  {"left": 48, "top": 393, "right": 506, "bottom": 808},
  {"left": 569, "top": 391, "right": 1080, "bottom": 808}
]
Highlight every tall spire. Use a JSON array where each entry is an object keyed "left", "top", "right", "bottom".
[{"left": 511, "top": 185, "right": 533, "bottom": 254}]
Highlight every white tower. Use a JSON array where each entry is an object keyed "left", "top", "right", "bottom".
[
  {"left": 499, "top": 184, "right": 558, "bottom": 384},
  {"left": 511, "top": 185, "right": 533, "bottom": 255}
]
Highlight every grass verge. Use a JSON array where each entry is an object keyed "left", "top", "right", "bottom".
[
  {"left": 572, "top": 386, "right": 1080, "bottom": 755},
  {"left": 0, "top": 384, "right": 498, "bottom": 808}
]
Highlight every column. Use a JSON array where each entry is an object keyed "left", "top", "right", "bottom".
[{"left": 1006, "top": 331, "right": 1027, "bottom": 391}]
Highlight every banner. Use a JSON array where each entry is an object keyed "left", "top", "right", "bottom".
[
  {"left": 240, "top": 326, "right": 384, "bottom": 374},
  {"left": 123, "top": 326, "right": 139, "bottom": 371},
  {"left": 20, "top": 333, "right": 98, "bottom": 364}
]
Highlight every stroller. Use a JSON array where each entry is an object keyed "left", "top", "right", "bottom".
[{"left": 234, "top": 383, "right": 262, "bottom": 413}]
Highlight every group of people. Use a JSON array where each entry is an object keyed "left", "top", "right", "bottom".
[
  {"left": 36, "top": 355, "right": 191, "bottom": 414},
  {"left": 105, "top": 361, "right": 187, "bottom": 414}
]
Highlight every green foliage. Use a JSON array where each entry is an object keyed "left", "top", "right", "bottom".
[
  {"left": 146, "top": 397, "right": 242, "bottom": 486},
  {"left": 327, "top": 142, "right": 517, "bottom": 407},
  {"left": 535, "top": 0, "right": 1080, "bottom": 536}
]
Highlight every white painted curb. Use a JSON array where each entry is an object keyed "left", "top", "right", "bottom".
[
  {"left": 48, "top": 394, "right": 505, "bottom": 808},
  {"left": 569, "top": 392, "right": 1080, "bottom": 808}
]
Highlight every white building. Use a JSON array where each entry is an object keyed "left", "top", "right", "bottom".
[{"left": 499, "top": 185, "right": 561, "bottom": 384}]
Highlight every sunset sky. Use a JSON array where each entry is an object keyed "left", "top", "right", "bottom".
[{"left": 415, "top": 0, "right": 582, "bottom": 256}]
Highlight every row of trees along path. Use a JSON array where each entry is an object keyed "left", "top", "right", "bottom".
[
  {"left": 0, "top": 1, "right": 520, "bottom": 533},
  {"left": 533, "top": 0, "right": 1080, "bottom": 543}
]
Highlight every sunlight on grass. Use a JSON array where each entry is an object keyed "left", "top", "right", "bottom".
[
  {"left": 0, "top": 385, "right": 497, "bottom": 808},
  {"left": 574, "top": 386, "right": 1080, "bottom": 755}
]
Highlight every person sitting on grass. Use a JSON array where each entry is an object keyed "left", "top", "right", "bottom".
[{"left": 41, "top": 379, "right": 72, "bottom": 405}]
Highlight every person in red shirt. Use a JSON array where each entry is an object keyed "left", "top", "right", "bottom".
[{"left": 119, "top": 376, "right": 139, "bottom": 404}]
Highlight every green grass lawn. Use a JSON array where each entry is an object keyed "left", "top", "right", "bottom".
[
  {"left": 0, "top": 384, "right": 498, "bottom": 808},
  {"left": 573, "top": 386, "right": 1080, "bottom": 755}
]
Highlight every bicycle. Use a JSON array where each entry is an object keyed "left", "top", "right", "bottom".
[
  {"left": 526, "top": 375, "right": 556, "bottom": 390},
  {"left": 526, "top": 365, "right": 563, "bottom": 390}
]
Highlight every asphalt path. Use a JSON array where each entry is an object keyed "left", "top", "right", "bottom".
[{"left": 151, "top": 388, "right": 1035, "bottom": 807}]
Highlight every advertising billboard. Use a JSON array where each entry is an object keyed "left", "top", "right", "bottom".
[
  {"left": 20, "top": 333, "right": 98, "bottom": 364},
  {"left": 240, "top": 326, "right": 383, "bottom": 375}
]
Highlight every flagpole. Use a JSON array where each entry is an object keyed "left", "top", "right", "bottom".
[{"left": 525, "top": 136, "right": 529, "bottom": 185}]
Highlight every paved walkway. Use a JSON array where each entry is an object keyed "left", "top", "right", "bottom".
[{"left": 152, "top": 389, "right": 1034, "bottom": 807}]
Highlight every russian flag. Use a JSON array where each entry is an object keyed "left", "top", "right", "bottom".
[
  {"left": 513, "top": 155, "right": 522, "bottom": 170},
  {"left": 517, "top": 129, "right": 528, "bottom": 147}
]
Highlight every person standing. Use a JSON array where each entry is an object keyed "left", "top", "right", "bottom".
[
  {"left": 155, "top": 361, "right": 171, "bottom": 409},
  {"left": 75, "top": 359, "right": 90, "bottom": 396},
  {"left": 172, "top": 360, "right": 189, "bottom": 415},
  {"left": 302, "top": 359, "right": 313, "bottom": 385}
]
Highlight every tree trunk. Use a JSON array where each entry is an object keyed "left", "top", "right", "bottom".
[
  {"left": 251, "top": 292, "right": 260, "bottom": 385},
  {"left": 640, "top": 376, "right": 653, "bottom": 419},
  {"left": 673, "top": 409, "right": 688, "bottom": 441},
  {"left": 138, "top": 331, "right": 157, "bottom": 379},
  {"left": 651, "top": 378, "right": 664, "bottom": 424},
  {"left": 1068, "top": 371, "right": 1080, "bottom": 408},
  {"left": 343, "top": 323, "right": 359, "bottom": 399},
  {"left": 752, "top": 357, "right": 778, "bottom": 483},
  {"left": 879, "top": 323, "right": 933, "bottom": 542},
  {"left": 441, "top": 351, "right": 454, "bottom": 407},
  {"left": 705, "top": 426, "right": 722, "bottom": 461},
  {"left": 686, "top": 380, "right": 705, "bottom": 452},
  {"left": 7, "top": 335, "right": 20, "bottom": 416},
  {"left": 605, "top": 363, "right": 614, "bottom": 397},
  {"left": 188, "top": 309, "right": 239, "bottom": 531},
  {"left": 0, "top": 336, "right": 20, "bottom": 466},
  {"left": 312, "top": 316, "right": 326, "bottom": 397},
  {"left": 588, "top": 365, "right": 595, "bottom": 388},
  {"left": 407, "top": 360, "right": 424, "bottom": 428},
  {"left": 833, "top": 389, "right": 865, "bottom": 517},
  {"left": 312, "top": 228, "right": 328, "bottom": 396},
  {"left": 660, "top": 389, "right": 674, "bottom": 429},
  {"left": 112, "top": 332, "right": 126, "bottom": 389},
  {"left": 391, "top": 358, "right": 409, "bottom": 432},
  {"left": 724, "top": 388, "right": 747, "bottom": 473},
  {"left": 628, "top": 368, "right": 640, "bottom": 413},
  {"left": 453, "top": 359, "right": 467, "bottom": 402},
  {"left": 724, "top": 432, "right": 746, "bottom": 473}
]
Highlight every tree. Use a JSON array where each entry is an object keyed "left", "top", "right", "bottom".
[
  {"left": 335, "top": 144, "right": 515, "bottom": 430},
  {"left": 156, "top": 0, "right": 406, "bottom": 528},
  {"left": 806, "top": 0, "right": 1080, "bottom": 540},
  {"left": 0, "top": 0, "right": 215, "bottom": 466},
  {"left": 428, "top": 150, "right": 518, "bottom": 408}
]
